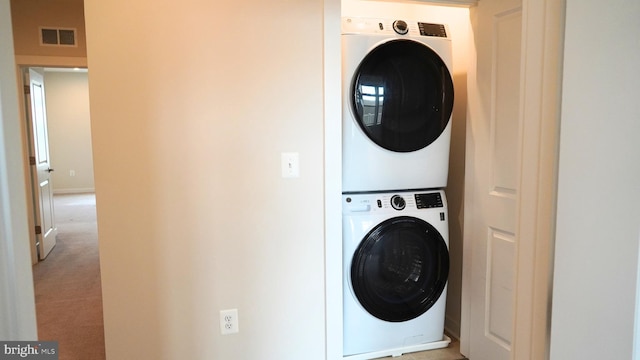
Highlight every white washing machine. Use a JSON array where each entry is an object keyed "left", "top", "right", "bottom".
[
  {"left": 343, "top": 190, "right": 450, "bottom": 359},
  {"left": 342, "top": 17, "right": 455, "bottom": 193}
]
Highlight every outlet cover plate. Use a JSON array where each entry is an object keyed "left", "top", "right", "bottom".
[{"left": 220, "top": 309, "right": 239, "bottom": 335}]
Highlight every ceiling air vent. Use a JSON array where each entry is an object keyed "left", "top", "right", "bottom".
[{"left": 40, "top": 27, "right": 77, "bottom": 46}]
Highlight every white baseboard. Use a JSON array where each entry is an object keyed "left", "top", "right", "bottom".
[{"left": 53, "top": 188, "right": 95, "bottom": 195}]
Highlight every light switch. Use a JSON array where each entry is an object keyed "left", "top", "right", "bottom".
[{"left": 281, "top": 152, "right": 299, "bottom": 178}]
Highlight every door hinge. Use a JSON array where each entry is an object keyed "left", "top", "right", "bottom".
[
  {"left": 24, "top": 85, "right": 30, "bottom": 95},
  {"left": 35, "top": 226, "right": 42, "bottom": 235},
  {"left": 29, "top": 156, "right": 36, "bottom": 165}
]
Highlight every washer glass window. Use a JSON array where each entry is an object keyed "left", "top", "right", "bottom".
[
  {"left": 350, "top": 216, "right": 449, "bottom": 322},
  {"left": 352, "top": 39, "right": 454, "bottom": 152}
]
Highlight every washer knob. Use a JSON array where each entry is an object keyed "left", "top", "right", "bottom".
[
  {"left": 390, "top": 195, "right": 406, "bottom": 210},
  {"left": 393, "top": 20, "right": 409, "bottom": 35}
]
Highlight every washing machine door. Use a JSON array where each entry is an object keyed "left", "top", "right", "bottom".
[
  {"left": 352, "top": 39, "right": 454, "bottom": 152},
  {"left": 351, "top": 216, "right": 449, "bottom": 322}
]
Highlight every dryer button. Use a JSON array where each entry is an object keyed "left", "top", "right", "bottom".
[
  {"left": 393, "top": 20, "right": 409, "bottom": 35},
  {"left": 390, "top": 195, "right": 406, "bottom": 210}
]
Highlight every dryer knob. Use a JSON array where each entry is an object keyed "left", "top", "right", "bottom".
[
  {"left": 393, "top": 20, "right": 409, "bottom": 35},
  {"left": 391, "top": 195, "right": 406, "bottom": 210}
]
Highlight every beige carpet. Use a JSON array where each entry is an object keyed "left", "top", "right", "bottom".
[{"left": 32, "top": 193, "right": 105, "bottom": 360}]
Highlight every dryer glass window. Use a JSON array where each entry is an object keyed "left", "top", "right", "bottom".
[
  {"left": 350, "top": 216, "right": 449, "bottom": 322},
  {"left": 352, "top": 39, "right": 454, "bottom": 152}
]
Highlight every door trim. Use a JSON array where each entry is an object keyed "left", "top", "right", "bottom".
[
  {"left": 512, "top": 1, "right": 564, "bottom": 358},
  {"left": 0, "top": 1, "right": 38, "bottom": 337},
  {"left": 15, "top": 57, "right": 88, "bottom": 264}
]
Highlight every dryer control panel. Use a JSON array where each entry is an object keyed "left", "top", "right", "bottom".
[
  {"left": 417, "top": 22, "right": 447, "bottom": 37},
  {"left": 342, "top": 17, "right": 449, "bottom": 39}
]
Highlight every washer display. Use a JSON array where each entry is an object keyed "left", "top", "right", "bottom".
[
  {"left": 343, "top": 190, "right": 450, "bottom": 358},
  {"left": 342, "top": 17, "right": 454, "bottom": 193}
]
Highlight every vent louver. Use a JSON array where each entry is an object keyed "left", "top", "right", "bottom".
[{"left": 40, "top": 27, "right": 77, "bottom": 46}]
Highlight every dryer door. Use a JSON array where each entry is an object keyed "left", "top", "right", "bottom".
[
  {"left": 351, "top": 39, "right": 454, "bottom": 152},
  {"left": 351, "top": 216, "right": 449, "bottom": 322}
]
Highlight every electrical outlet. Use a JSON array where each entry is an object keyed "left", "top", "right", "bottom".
[{"left": 220, "top": 309, "right": 239, "bottom": 335}]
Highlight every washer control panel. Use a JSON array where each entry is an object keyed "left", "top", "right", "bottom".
[
  {"left": 415, "top": 192, "right": 444, "bottom": 209},
  {"left": 343, "top": 191, "right": 445, "bottom": 214}
]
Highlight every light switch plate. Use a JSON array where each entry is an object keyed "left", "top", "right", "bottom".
[{"left": 281, "top": 152, "right": 300, "bottom": 178}]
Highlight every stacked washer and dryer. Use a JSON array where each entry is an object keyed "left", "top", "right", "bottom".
[{"left": 341, "top": 17, "right": 455, "bottom": 359}]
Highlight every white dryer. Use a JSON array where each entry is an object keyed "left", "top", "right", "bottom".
[
  {"left": 342, "top": 17, "right": 454, "bottom": 193},
  {"left": 343, "top": 190, "right": 450, "bottom": 359}
]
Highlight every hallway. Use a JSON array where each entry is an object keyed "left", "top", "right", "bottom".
[{"left": 32, "top": 193, "right": 105, "bottom": 360}]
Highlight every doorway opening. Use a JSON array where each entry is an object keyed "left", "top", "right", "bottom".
[{"left": 21, "top": 65, "right": 105, "bottom": 359}]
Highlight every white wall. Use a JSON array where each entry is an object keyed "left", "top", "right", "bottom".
[
  {"left": 550, "top": 1, "right": 640, "bottom": 359},
  {"left": 44, "top": 70, "right": 94, "bottom": 194},
  {"left": 84, "top": 1, "right": 331, "bottom": 359},
  {"left": 0, "top": 0, "right": 38, "bottom": 340},
  {"left": 341, "top": 0, "right": 471, "bottom": 337}
]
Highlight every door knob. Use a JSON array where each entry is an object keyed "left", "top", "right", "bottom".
[{"left": 46, "top": 168, "right": 55, "bottom": 173}]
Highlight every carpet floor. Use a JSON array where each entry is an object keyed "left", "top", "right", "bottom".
[{"left": 32, "top": 193, "right": 105, "bottom": 360}]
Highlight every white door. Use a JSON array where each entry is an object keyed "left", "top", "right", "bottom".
[
  {"left": 462, "top": 0, "right": 563, "bottom": 359},
  {"left": 26, "top": 68, "right": 57, "bottom": 260}
]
